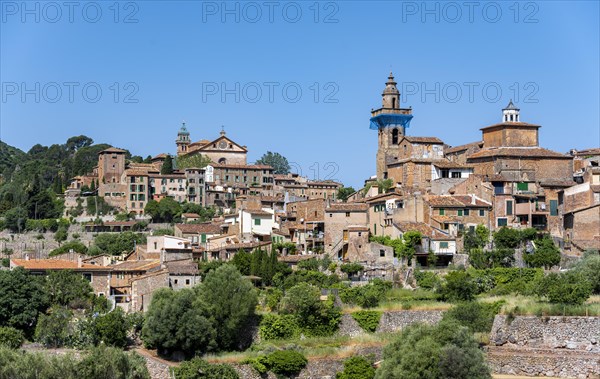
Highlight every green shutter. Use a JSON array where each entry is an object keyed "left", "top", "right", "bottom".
[
  {"left": 506, "top": 200, "right": 513, "bottom": 216},
  {"left": 458, "top": 209, "right": 463, "bottom": 216},
  {"left": 254, "top": 218, "right": 261, "bottom": 225},
  {"left": 201, "top": 234, "right": 206, "bottom": 243},
  {"left": 439, "top": 208, "right": 445, "bottom": 216},
  {"left": 550, "top": 200, "right": 558, "bottom": 216},
  {"left": 517, "top": 182, "right": 529, "bottom": 191},
  {"left": 440, "top": 242, "right": 449, "bottom": 249},
  {"left": 498, "top": 218, "right": 508, "bottom": 227}
]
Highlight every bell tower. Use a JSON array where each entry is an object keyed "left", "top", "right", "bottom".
[
  {"left": 176, "top": 122, "right": 191, "bottom": 156},
  {"left": 370, "top": 72, "right": 413, "bottom": 179},
  {"left": 502, "top": 100, "right": 520, "bottom": 123}
]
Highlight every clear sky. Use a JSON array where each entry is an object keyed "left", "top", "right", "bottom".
[{"left": 1, "top": 0, "right": 599, "bottom": 188}]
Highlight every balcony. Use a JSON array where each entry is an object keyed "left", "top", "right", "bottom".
[{"left": 515, "top": 202, "right": 548, "bottom": 215}]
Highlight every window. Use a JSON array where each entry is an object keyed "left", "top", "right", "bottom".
[
  {"left": 154, "top": 242, "right": 157, "bottom": 249},
  {"left": 380, "top": 249, "right": 385, "bottom": 257},
  {"left": 550, "top": 200, "right": 558, "bottom": 216},
  {"left": 517, "top": 182, "right": 529, "bottom": 191},
  {"left": 463, "top": 209, "right": 470, "bottom": 216},
  {"left": 201, "top": 234, "right": 206, "bottom": 243},
  {"left": 254, "top": 218, "right": 261, "bottom": 225},
  {"left": 479, "top": 209, "right": 485, "bottom": 216},
  {"left": 497, "top": 218, "right": 508, "bottom": 227},
  {"left": 506, "top": 200, "right": 513, "bottom": 216},
  {"left": 469, "top": 225, "right": 475, "bottom": 232},
  {"left": 392, "top": 128, "right": 399, "bottom": 144},
  {"left": 451, "top": 172, "right": 461, "bottom": 178},
  {"left": 441, "top": 169, "right": 449, "bottom": 178},
  {"left": 345, "top": 212, "right": 350, "bottom": 217},
  {"left": 439, "top": 208, "right": 445, "bottom": 216},
  {"left": 458, "top": 209, "right": 463, "bottom": 216},
  {"left": 186, "top": 279, "right": 190, "bottom": 285},
  {"left": 439, "top": 242, "right": 449, "bottom": 249}
]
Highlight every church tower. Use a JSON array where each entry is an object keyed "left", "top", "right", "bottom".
[
  {"left": 370, "top": 72, "right": 413, "bottom": 179},
  {"left": 176, "top": 122, "right": 191, "bottom": 156}
]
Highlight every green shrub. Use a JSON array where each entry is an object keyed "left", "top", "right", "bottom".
[
  {"left": 440, "top": 270, "right": 476, "bottom": 302},
  {"left": 49, "top": 240, "right": 88, "bottom": 256},
  {"left": 297, "top": 258, "right": 320, "bottom": 271},
  {"left": 0, "top": 326, "right": 25, "bottom": 349},
  {"left": 259, "top": 314, "right": 299, "bottom": 340},
  {"left": 442, "top": 301, "right": 504, "bottom": 333},
  {"left": 414, "top": 270, "right": 441, "bottom": 290},
  {"left": 573, "top": 252, "right": 600, "bottom": 294},
  {"left": 173, "top": 358, "right": 239, "bottom": 379},
  {"left": 265, "top": 288, "right": 283, "bottom": 310},
  {"left": 280, "top": 283, "right": 341, "bottom": 337},
  {"left": 351, "top": 311, "right": 382, "bottom": 333},
  {"left": 95, "top": 308, "right": 129, "bottom": 348},
  {"left": 35, "top": 306, "right": 72, "bottom": 348},
  {"left": 524, "top": 237, "right": 561, "bottom": 269},
  {"left": 264, "top": 350, "right": 307, "bottom": 377},
  {"left": 467, "top": 267, "right": 543, "bottom": 296},
  {"left": 340, "top": 279, "right": 392, "bottom": 308},
  {"left": 340, "top": 262, "right": 364, "bottom": 276},
  {"left": 537, "top": 271, "right": 592, "bottom": 305},
  {"left": 336, "top": 356, "right": 375, "bottom": 379}
]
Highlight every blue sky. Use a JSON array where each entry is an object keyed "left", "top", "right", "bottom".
[{"left": 1, "top": 0, "right": 599, "bottom": 188}]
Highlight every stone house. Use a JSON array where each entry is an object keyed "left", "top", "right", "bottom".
[
  {"left": 164, "top": 259, "right": 200, "bottom": 290},
  {"left": 365, "top": 191, "right": 403, "bottom": 237},
  {"left": 394, "top": 222, "right": 455, "bottom": 266},
  {"left": 306, "top": 180, "right": 342, "bottom": 200},
  {"left": 176, "top": 126, "right": 248, "bottom": 165},
  {"left": 425, "top": 194, "right": 493, "bottom": 236},
  {"left": 324, "top": 203, "right": 369, "bottom": 260},
  {"left": 174, "top": 223, "right": 222, "bottom": 247}
]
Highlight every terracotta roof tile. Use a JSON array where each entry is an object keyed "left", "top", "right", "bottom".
[
  {"left": 111, "top": 259, "right": 160, "bottom": 271},
  {"left": 394, "top": 222, "right": 452, "bottom": 240},
  {"left": 480, "top": 122, "right": 541, "bottom": 131},
  {"left": 175, "top": 223, "right": 222, "bottom": 234},
  {"left": 444, "top": 141, "right": 483, "bottom": 154},
  {"left": 468, "top": 147, "right": 570, "bottom": 160},
  {"left": 404, "top": 136, "right": 444, "bottom": 144},
  {"left": 427, "top": 195, "right": 491, "bottom": 208},
  {"left": 11, "top": 259, "right": 110, "bottom": 271},
  {"left": 326, "top": 203, "right": 368, "bottom": 212}
]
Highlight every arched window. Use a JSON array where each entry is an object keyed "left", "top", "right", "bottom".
[
  {"left": 392, "top": 128, "right": 399, "bottom": 144},
  {"left": 510, "top": 114, "right": 514, "bottom": 122},
  {"left": 218, "top": 158, "right": 227, "bottom": 164}
]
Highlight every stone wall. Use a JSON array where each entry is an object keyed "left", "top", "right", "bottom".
[
  {"left": 337, "top": 310, "right": 446, "bottom": 337},
  {"left": 490, "top": 315, "right": 600, "bottom": 351}
]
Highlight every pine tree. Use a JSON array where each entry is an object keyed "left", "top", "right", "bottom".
[{"left": 161, "top": 155, "right": 174, "bottom": 174}]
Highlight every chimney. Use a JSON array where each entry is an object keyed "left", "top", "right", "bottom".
[
  {"left": 471, "top": 194, "right": 476, "bottom": 205},
  {"left": 25, "top": 253, "right": 30, "bottom": 261},
  {"left": 77, "top": 255, "right": 83, "bottom": 268}
]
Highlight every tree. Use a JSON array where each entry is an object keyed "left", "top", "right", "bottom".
[
  {"left": 280, "top": 282, "right": 341, "bottom": 336},
  {"left": 161, "top": 155, "right": 174, "bottom": 174},
  {"left": 2, "top": 206, "right": 27, "bottom": 232},
  {"left": 90, "top": 232, "right": 145, "bottom": 255},
  {"left": 232, "top": 249, "right": 252, "bottom": 276},
  {"left": 464, "top": 225, "right": 489, "bottom": 252},
  {"left": 142, "top": 288, "right": 216, "bottom": 357},
  {"left": 375, "top": 320, "right": 491, "bottom": 379},
  {"left": 337, "top": 187, "right": 356, "bottom": 202},
  {"left": 199, "top": 265, "right": 258, "bottom": 350},
  {"left": 493, "top": 227, "right": 521, "bottom": 249},
  {"left": 375, "top": 179, "right": 393, "bottom": 194},
  {"left": 65, "top": 135, "right": 93, "bottom": 152},
  {"left": 176, "top": 154, "right": 212, "bottom": 170},
  {"left": 440, "top": 270, "right": 477, "bottom": 302},
  {"left": 337, "top": 356, "right": 376, "bottom": 379},
  {"left": 54, "top": 227, "right": 68, "bottom": 245},
  {"left": 45, "top": 270, "right": 93, "bottom": 308},
  {"left": 144, "top": 198, "right": 181, "bottom": 223},
  {"left": 524, "top": 236, "right": 561, "bottom": 269},
  {"left": 95, "top": 308, "right": 129, "bottom": 348},
  {"left": 173, "top": 358, "right": 240, "bottom": 379},
  {"left": 536, "top": 271, "right": 592, "bottom": 305},
  {"left": 0, "top": 268, "right": 49, "bottom": 336},
  {"left": 255, "top": 152, "right": 290, "bottom": 174},
  {"left": 35, "top": 306, "right": 72, "bottom": 348},
  {"left": 0, "top": 327, "right": 25, "bottom": 349},
  {"left": 573, "top": 251, "right": 600, "bottom": 294}
]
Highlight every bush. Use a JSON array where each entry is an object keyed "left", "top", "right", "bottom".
[
  {"left": 573, "top": 252, "right": 600, "bottom": 294},
  {"left": 467, "top": 267, "right": 543, "bottom": 296},
  {"left": 95, "top": 308, "right": 129, "bottom": 348},
  {"left": 0, "top": 326, "right": 25, "bottom": 349},
  {"left": 280, "top": 283, "right": 341, "bottom": 337},
  {"left": 281, "top": 269, "right": 339, "bottom": 290},
  {"left": 524, "top": 237, "right": 561, "bottom": 269},
  {"left": 35, "top": 306, "right": 73, "bottom": 348},
  {"left": 173, "top": 358, "right": 239, "bottom": 379},
  {"left": 264, "top": 350, "right": 307, "bottom": 377},
  {"left": 375, "top": 320, "right": 491, "bottom": 379},
  {"left": 259, "top": 314, "right": 299, "bottom": 340},
  {"left": 442, "top": 301, "right": 504, "bottom": 333},
  {"left": 77, "top": 346, "right": 150, "bottom": 379},
  {"left": 49, "top": 240, "right": 88, "bottom": 256},
  {"left": 340, "top": 262, "right": 364, "bottom": 276},
  {"left": 351, "top": 311, "right": 382, "bottom": 333},
  {"left": 340, "top": 279, "right": 392, "bottom": 308},
  {"left": 414, "top": 270, "right": 441, "bottom": 290},
  {"left": 440, "top": 270, "right": 477, "bottom": 302},
  {"left": 337, "top": 356, "right": 375, "bottom": 379},
  {"left": 537, "top": 271, "right": 592, "bottom": 305}
]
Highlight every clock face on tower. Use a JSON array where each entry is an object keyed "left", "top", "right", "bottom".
[{"left": 218, "top": 141, "right": 227, "bottom": 149}]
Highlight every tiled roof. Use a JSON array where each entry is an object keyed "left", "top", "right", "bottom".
[
  {"left": 182, "top": 213, "right": 200, "bottom": 218},
  {"left": 165, "top": 259, "right": 199, "bottom": 275},
  {"left": 111, "top": 259, "right": 161, "bottom": 271},
  {"left": 11, "top": 259, "right": 110, "bottom": 271},
  {"left": 539, "top": 180, "right": 576, "bottom": 187},
  {"left": 445, "top": 141, "right": 484, "bottom": 154},
  {"left": 247, "top": 210, "right": 273, "bottom": 216},
  {"left": 207, "top": 241, "right": 270, "bottom": 252},
  {"left": 427, "top": 195, "right": 491, "bottom": 208},
  {"left": 572, "top": 148, "right": 600, "bottom": 156},
  {"left": 403, "top": 136, "right": 444, "bottom": 144},
  {"left": 326, "top": 203, "right": 368, "bottom": 212},
  {"left": 364, "top": 191, "right": 402, "bottom": 203},
  {"left": 432, "top": 160, "right": 474, "bottom": 169},
  {"left": 468, "top": 147, "right": 570, "bottom": 160},
  {"left": 211, "top": 164, "right": 273, "bottom": 170},
  {"left": 151, "top": 153, "right": 168, "bottom": 160},
  {"left": 99, "top": 147, "right": 127, "bottom": 154},
  {"left": 480, "top": 122, "right": 540, "bottom": 131},
  {"left": 307, "top": 180, "right": 342, "bottom": 187},
  {"left": 175, "top": 223, "right": 222, "bottom": 234},
  {"left": 394, "top": 222, "right": 452, "bottom": 240}
]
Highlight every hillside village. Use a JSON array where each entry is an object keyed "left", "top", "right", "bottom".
[{"left": 3, "top": 73, "right": 599, "bottom": 313}]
